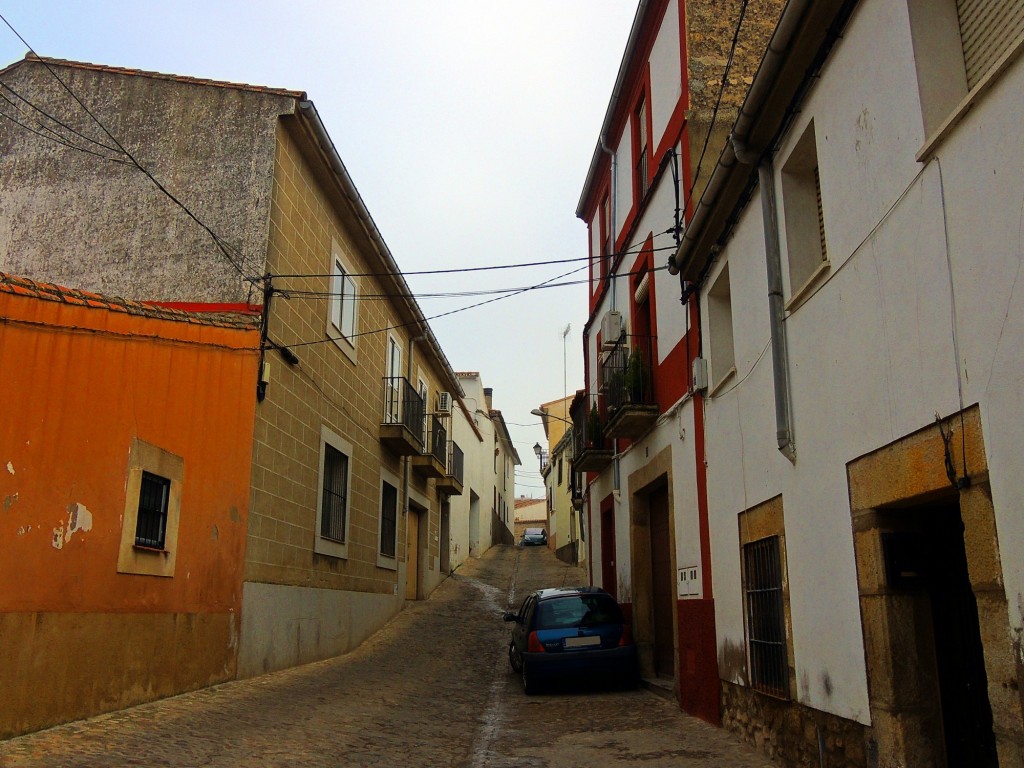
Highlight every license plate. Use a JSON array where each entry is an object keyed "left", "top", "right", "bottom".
[{"left": 564, "top": 635, "right": 601, "bottom": 649}]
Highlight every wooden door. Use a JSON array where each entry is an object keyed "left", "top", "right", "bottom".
[{"left": 650, "top": 486, "right": 674, "bottom": 678}]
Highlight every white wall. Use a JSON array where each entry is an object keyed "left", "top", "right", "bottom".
[{"left": 702, "top": 0, "right": 1024, "bottom": 722}]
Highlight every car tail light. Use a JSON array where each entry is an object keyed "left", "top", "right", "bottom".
[
  {"left": 527, "top": 631, "right": 544, "bottom": 653},
  {"left": 618, "top": 623, "right": 634, "bottom": 646}
]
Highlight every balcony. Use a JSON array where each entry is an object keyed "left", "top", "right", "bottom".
[
  {"left": 437, "top": 441, "right": 464, "bottom": 496},
  {"left": 380, "top": 377, "right": 425, "bottom": 456},
  {"left": 601, "top": 336, "right": 658, "bottom": 440},
  {"left": 571, "top": 397, "right": 613, "bottom": 473},
  {"left": 411, "top": 413, "right": 448, "bottom": 479}
]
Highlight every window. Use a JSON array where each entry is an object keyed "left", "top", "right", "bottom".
[
  {"left": 780, "top": 121, "right": 828, "bottom": 304},
  {"left": 909, "top": 0, "right": 1023, "bottom": 145},
  {"left": 384, "top": 336, "right": 402, "bottom": 424},
  {"left": 135, "top": 472, "right": 170, "bottom": 549},
  {"left": 315, "top": 426, "right": 352, "bottom": 558},
  {"left": 380, "top": 480, "right": 398, "bottom": 559},
  {"left": 634, "top": 96, "right": 649, "bottom": 202},
  {"left": 320, "top": 445, "right": 348, "bottom": 543},
  {"left": 330, "top": 259, "right": 356, "bottom": 339},
  {"left": 117, "top": 438, "right": 183, "bottom": 578},
  {"left": 600, "top": 193, "right": 612, "bottom": 279},
  {"left": 744, "top": 537, "right": 788, "bottom": 696},
  {"left": 326, "top": 240, "right": 358, "bottom": 362},
  {"left": 738, "top": 495, "right": 792, "bottom": 699},
  {"left": 707, "top": 263, "right": 736, "bottom": 389},
  {"left": 557, "top": 457, "right": 563, "bottom": 487}
]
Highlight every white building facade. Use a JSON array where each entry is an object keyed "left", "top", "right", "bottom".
[{"left": 671, "top": 0, "right": 1024, "bottom": 765}]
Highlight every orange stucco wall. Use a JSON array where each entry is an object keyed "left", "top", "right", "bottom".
[{"left": 0, "top": 284, "right": 260, "bottom": 735}]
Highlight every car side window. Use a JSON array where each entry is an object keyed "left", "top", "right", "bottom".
[{"left": 521, "top": 595, "right": 536, "bottom": 626}]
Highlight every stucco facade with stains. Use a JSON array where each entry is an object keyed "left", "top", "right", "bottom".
[
  {"left": 671, "top": 0, "right": 1024, "bottom": 765},
  {"left": 0, "top": 273, "right": 259, "bottom": 738},
  {"left": 0, "top": 56, "right": 467, "bottom": 685}
]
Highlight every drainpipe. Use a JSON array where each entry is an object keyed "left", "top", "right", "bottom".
[
  {"left": 732, "top": 139, "right": 796, "bottom": 463},
  {"left": 404, "top": 335, "right": 425, "bottom": 594},
  {"left": 599, "top": 136, "right": 618, "bottom": 309}
]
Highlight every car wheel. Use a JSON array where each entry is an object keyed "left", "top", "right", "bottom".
[
  {"left": 508, "top": 641, "right": 523, "bottom": 673},
  {"left": 522, "top": 660, "right": 538, "bottom": 695}
]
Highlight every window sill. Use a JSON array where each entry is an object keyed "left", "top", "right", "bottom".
[
  {"left": 132, "top": 544, "right": 170, "bottom": 556},
  {"left": 327, "top": 326, "right": 357, "bottom": 365},
  {"left": 376, "top": 553, "right": 398, "bottom": 571},
  {"left": 707, "top": 365, "right": 737, "bottom": 399},
  {"left": 785, "top": 260, "right": 831, "bottom": 314},
  {"left": 918, "top": 32, "right": 1024, "bottom": 163},
  {"left": 313, "top": 536, "right": 348, "bottom": 560}
]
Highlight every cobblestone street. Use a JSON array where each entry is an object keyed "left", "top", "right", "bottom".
[{"left": 0, "top": 545, "right": 776, "bottom": 767}]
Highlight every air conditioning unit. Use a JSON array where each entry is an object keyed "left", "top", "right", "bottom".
[
  {"left": 436, "top": 391, "right": 452, "bottom": 413},
  {"left": 600, "top": 310, "right": 624, "bottom": 348}
]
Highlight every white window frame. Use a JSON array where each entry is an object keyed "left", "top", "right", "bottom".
[
  {"left": 327, "top": 240, "right": 358, "bottom": 364},
  {"left": 315, "top": 425, "right": 353, "bottom": 559}
]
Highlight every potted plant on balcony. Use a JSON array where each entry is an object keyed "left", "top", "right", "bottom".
[
  {"left": 588, "top": 403, "right": 604, "bottom": 450},
  {"left": 624, "top": 348, "right": 645, "bottom": 404}
]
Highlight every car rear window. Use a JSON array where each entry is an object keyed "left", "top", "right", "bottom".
[{"left": 535, "top": 594, "right": 624, "bottom": 629}]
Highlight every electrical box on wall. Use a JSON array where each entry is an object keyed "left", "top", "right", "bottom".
[
  {"left": 678, "top": 565, "right": 701, "bottom": 598},
  {"left": 692, "top": 357, "right": 708, "bottom": 392}
]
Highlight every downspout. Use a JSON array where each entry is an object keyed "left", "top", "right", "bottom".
[
  {"left": 599, "top": 136, "right": 621, "bottom": 492},
  {"left": 758, "top": 159, "right": 795, "bottom": 462},
  {"left": 733, "top": 140, "right": 796, "bottom": 462},
  {"left": 405, "top": 335, "right": 425, "bottom": 593}
]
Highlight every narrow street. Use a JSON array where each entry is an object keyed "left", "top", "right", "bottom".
[{"left": 0, "top": 546, "right": 774, "bottom": 768}]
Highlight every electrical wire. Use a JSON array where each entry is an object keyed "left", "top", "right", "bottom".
[
  {"left": 271, "top": 240, "right": 678, "bottom": 280},
  {"left": 275, "top": 265, "right": 667, "bottom": 302},
  {"left": 0, "top": 79, "right": 121, "bottom": 154},
  {"left": 686, "top": 0, "right": 751, "bottom": 206},
  {"left": 280, "top": 262, "right": 591, "bottom": 349},
  {"left": 0, "top": 99, "right": 130, "bottom": 165}
]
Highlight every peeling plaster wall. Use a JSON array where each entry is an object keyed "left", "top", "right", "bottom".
[{"left": 0, "top": 286, "right": 258, "bottom": 737}]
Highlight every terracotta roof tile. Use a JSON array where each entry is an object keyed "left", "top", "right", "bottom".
[
  {"left": 13, "top": 54, "right": 305, "bottom": 100},
  {"left": 0, "top": 271, "right": 260, "bottom": 330}
]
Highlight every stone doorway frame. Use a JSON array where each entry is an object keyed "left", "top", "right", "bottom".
[
  {"left": 627, "top": 445, "right": 676, "bottom": 682},
  {"left": 847, "top": 405, "right": 1022, "bottom": 767}
]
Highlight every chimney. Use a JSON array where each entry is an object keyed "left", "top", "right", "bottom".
[{"left": 484, "top": 388, "right": 493, "bottom": 411}]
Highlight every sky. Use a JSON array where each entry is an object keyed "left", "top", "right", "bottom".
[{"left": 0, "top": 1, "right": 638, "bottom": 497}]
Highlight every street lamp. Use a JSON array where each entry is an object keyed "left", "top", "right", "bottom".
[{"left": 533, "top": 442, "right": 542, "bottom": 460}]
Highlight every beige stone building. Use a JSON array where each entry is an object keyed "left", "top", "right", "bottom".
[{"left": 0, "top": 55, "right": 466, "bottom": 678}]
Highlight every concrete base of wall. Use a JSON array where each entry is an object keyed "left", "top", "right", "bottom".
[
  {"left": 721, "top": 681, "right": 871, "bottom": 767},
  {"left": 237, "top": 581, "right": 404, "bottom": 678},
  {"left": 0, "top": 611, "right": 237, "bottom": 738}
]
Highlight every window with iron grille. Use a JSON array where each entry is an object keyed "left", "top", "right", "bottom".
[
  {"left": 135, "top": 471, "right": 170, "bottom": 549},
  {"left": 380, "top": 480, "right": 398, "bottom": 558},
  {"left": 320, "top": 444, "right": 348, "bottom": 543},
  {"left": 744, "top": 536, "right": 789, "bottom": 697}
]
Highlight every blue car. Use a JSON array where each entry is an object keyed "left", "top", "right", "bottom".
[{"left": 503, "top": 586, "right": 638, "bottom": 694}]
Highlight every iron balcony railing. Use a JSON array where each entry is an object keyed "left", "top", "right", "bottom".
[
  {"left": 426, "top": 413, "right": 448, "bottom": 465},
  {"left": 600, "top": 334, "right": 654, "bottom": 413},
  {"left": 382, "top": 376, "right": 425, "bottom": 443},
  {"left": 449, "top": 441, "right": 464, "bottom": 485},
  {"left": 571, "top": 395, "right": 605, "bottom": 453}
]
